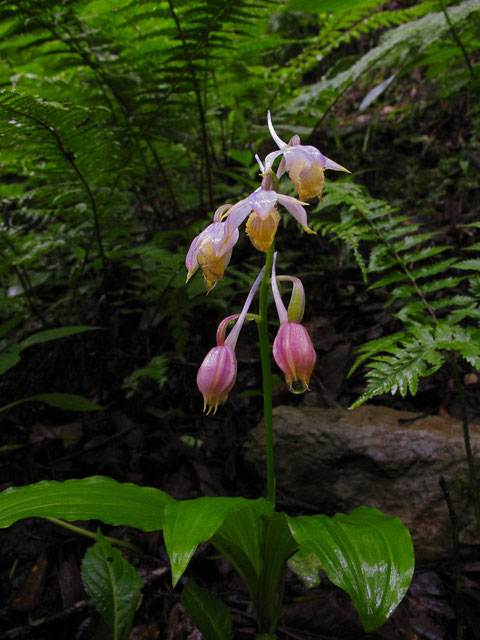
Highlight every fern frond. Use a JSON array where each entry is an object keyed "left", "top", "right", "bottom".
[
  {"left": 122, "top": 355, "right": 169, "bottom": 399},
  {"left": 350, "top": 322, "right": 480, "bottom": 408}
]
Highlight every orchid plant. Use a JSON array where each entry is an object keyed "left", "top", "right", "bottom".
[{"left": 0, "top": 113, "right": 414, "bottom": 639}]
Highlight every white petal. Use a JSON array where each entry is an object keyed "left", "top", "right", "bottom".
[
  {"left": 324, "top": 156, "right": 351, "bottom": 173},
  {"left": 277, "top": 195, "right": 314, "bottom": 234},
  {"left": 267, "top": 110, "right": 287, "bottom": 149}
]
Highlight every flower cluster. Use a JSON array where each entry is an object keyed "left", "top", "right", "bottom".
[{"left": 187, "top": 113, "right": 348, "bottom": 411}]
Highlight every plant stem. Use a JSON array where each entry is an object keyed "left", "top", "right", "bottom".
[
  {"left": 438, "top": 0, "right": 474, "bottom": 78},
  {"left": 44, "top": 517, "right": 142, "bottom": 553},
  {"left": 448, "top": 353, "right": 480, "bottom": 535},
  {"left": 257, "top": 242, "right": 276, "bottom": 507}
]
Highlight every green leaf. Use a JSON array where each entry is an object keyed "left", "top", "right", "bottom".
[
  {"left": 211, "top": 503, "right": 267, "bottom": 596},
  {"left": 181, "top": 580, "right": 232, "bottom": 640},
  {"left": 0, "top": 393, "right": 104, "bottom": 413},
  {"left": 0, "top": 350, "right": 21, "bottom": 375},
  {"left": 28, "top": 393, "right": 104, "bottom": 411},
  {"left": 163, "top": 497, "right": 273, "bottom": 587},
  {"left": 287, "top": 507, "right": 414, "bottom": 632},
  {"left": 81, "top": 529, "right": 143, "bottom": 640},
  {"left": 288, "top": 546, "right": 322, "bottom": 589},
  {"left": 0, "top": 476, "right": 175, "bottom": 531},
  {"left": 287, "top": 0, "right": 384, "bottom": 11},
  {"left": 255, "top": 512, "right": 298, "bottom": 633},
  {"left": 19, "top": 326, "right": 99, "bottom": 350},
  {"left": 213, "top": 508, "right": 297, "bottom": 634}
]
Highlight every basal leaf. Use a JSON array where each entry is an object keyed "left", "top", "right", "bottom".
[
  {"left": 0, "top": 476, "right": 175, "bottom": 531},
  {"left": 81, "top": 529, "right": 143, "bottom": 640},
  {"left": 19, "top": 326, "right": 99, "bottom": 350},
  {"left": 287, "top": 507, "right": 414, "bottom": 632},
  {"left": 0, "top": 350, "right": 21, "bottom": 375},
  {"left": 211, "top": 503, "right": 268, "bottom": 596},
  {"left": 163, "top": 497, "right": 272, "bottom": 587},
  {"left": 288, "top": 546, "right": 322, "bottom": 589},
  {"left": 181, "top": 580, "right": 232, "bottom": 640},
  {"left": 255, "top": 512, "right": 298, "bottom": 633},
  {"left": 28, "top": 393, "right": 104, "bottom": 411}
]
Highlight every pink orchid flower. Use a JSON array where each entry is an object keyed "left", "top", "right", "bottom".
[
  {"left": 223, "top": 184, "right": 315, "bottom": 256},
  {"left": 265, "top": 111, "right": 350, "bottom": 200},
  {"left": 270, "top": 253, "right": 316, "bottom": 394},
  {"left": 197, "top": 267, "right": 264, "bottom": 413},
  {"left": 185, "top": 205, "right": 237, "bottom": 293}
]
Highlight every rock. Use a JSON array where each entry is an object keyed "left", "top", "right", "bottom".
[{"left": 242, "top": 405, "right": 480, "bottom": 559}]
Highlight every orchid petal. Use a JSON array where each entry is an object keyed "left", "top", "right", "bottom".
[
  {"left": 324, "top": 156, "right": 351, "bottom": 173},
  {"left": 264, "top": 149, "right": 284, "bottom": 173},
  {"left": 224, "top": 200, "right": 252, "bottom": 235},
  {"left": 267, "top": 110, "right": 287, "bottom": 149},
  {"left": 216, "top": 314, "right": 240, "bottom": 346},
  {"left": 248, "top": 189, "right": 278, "bottom": 220},
  {"left": 225, "top": 266, "right": 265, "bottom": 349},
  {"left": 277, "top": 194, "right": 315, "bottom": 234},
  {"left": 271, "top": 252, "right": 288, "bottom": 326},
  {"left": 255, "top": 154, "right": 265, "bottom": 173},
  {"left": 277, "top": 275, "right": 305, "bottom": 324},
  {"left": 214, "top": 203, "right": 232, "bottom": 222}
]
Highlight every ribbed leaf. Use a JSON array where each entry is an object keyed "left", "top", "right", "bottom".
[
  {"left": 19, "top": 326, "right": 99, "bottom": 350},
  {"left": 163, "top": 497, "right": 272, "bottom": 587},
  {"left": 81, "top": 529, "right": 143, "bottom": 640},
  {"left": 0, "top": 476, "right": 175, "bottom": 530},
  {"left": 287, "top": 507, "right": 414, "bottom": 633},
  {"left": 181, "top": 580, "right": 232, "bottom": 640}
]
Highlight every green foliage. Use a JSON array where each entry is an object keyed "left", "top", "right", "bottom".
[
  {"left": 181, "top": 580, "right": 232, "bottom": 640},
  {"left": 287, "top": 507, "right": 414, "bottom": 633},
  {"left": 122, "top": 355, "right": 168, "bottom": 399},
  {"left": 0, "top": 476, "right": 175, "bottom": 530},
  {"left": 163, "top": 496, "right": 273, "bottom": 587},
  {"left": 1, "top": 392, "right": 104, "bottom": 412},
  {"left": 0, "top": 480, "right": 414, "bottom": 634},
  {"left": 81, "top": 529, "right": 143, "bottom": 640},
  {"left": 0, "top": 325, "right": 98, "bottom": 375},
  {"left": 315, "top": 180, "right": 480, "bottom": 406}
]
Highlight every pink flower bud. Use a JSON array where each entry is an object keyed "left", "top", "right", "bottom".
[
  {"left": 197, "top": 345, "right": 237, "bottom": 414},
  {"left": 273, "top": 322, "right": 316, "bottom": 394}
]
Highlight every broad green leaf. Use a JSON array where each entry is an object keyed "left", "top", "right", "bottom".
[
  {"left": 181, "top": 580, "right": 232, "bottom": 640},
  {"left": 19, "top": 326, "right": 99, "bottom": 350},
  {"left": 0, "top": 476, "right": 175, "bottom": 531},
  {"left": 81, "top": 530, "right": 142, "bottom": 640},
  {"left": 28, "top": 393, "right": 104, "bottom": 411},
  {"left": 255, "top": 512, "right": 298, "bottom": 633},
  {"left": 287, "top": 507, "right": 414, "bottom": 632},
  {"left": 213, "top": 508, "right": 297, "bottom": 634},
  {"left": 163, "top": 497, "right": 273, "bottom": 587},
  {"left": 0, "top": 315, "right": 23, "bottom": 339},
  {"left": 288, "top": 546, "right": 322, "bottom": 589},
  {"left": 0, "top": 350, "right": 20, "bottom": 375},
  {"left": 0, "top": 393, "right": 104, "bottom": 413},
  {"left": 211, "top": 503, "right": 268, "bottom": 596}
]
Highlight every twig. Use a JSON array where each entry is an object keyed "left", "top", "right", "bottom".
[
  {"left": 439, "top": 476, "right": 464, "bottom": 640},
  {"left": 448, "top": 353, "right": 480, "bottom": 536},
  {"left": 438, "top": 0, "right": 474, "bottom": 78},
  {"left": 166, "top": 0, "right": 214, "bottom": 211}
]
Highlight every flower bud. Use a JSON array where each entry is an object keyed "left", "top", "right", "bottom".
[
  {"left": 273, "top": 322, "right": 316, "bottom": 394},
  {"left": 197, "top": 345, "right": 237, "bottom": 414}
]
